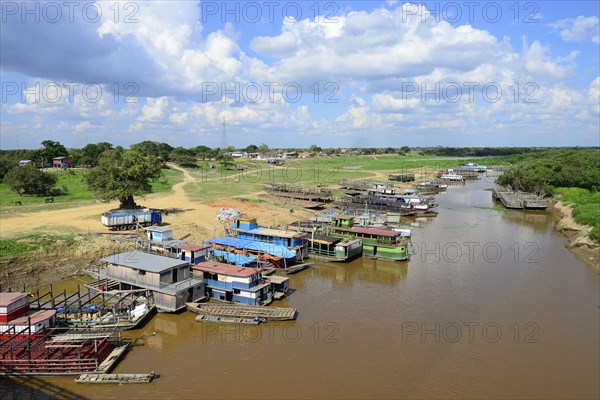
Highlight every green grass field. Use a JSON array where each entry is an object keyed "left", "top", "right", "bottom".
[
  {"left": 0, "top": 233, "right": 76, "bottom": 258},
  {"left": 0, "top": 167, "right": 183, "bottom": 216},
  {"left": 182, "top": 154, "right": 506, "bottom": 203}
]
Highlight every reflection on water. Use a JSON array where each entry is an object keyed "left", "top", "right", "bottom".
[{"left": 7, "top": 179, "right": 599, "bottom": 399}]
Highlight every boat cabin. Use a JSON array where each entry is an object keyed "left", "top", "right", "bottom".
[
  {"left": 0, "top": 293, "right": 56, "bottom": 337},
  {"left": 331, "top": 215, "right": 355, "bottom": 229},
  {"left": 230, "top": 216, "right": 307, "bottom": 260}
]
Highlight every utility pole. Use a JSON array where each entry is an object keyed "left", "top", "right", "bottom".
[{"left": 221, "top": 117, "right": 228, "bottom": 150}]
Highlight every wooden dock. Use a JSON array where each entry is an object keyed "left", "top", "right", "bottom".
[
  {"left": 186, "top": 302, "right": 297, "bottom": 321},
  {"left": 264, "top": 183, "right": 333, "bottom": 204},
  {"left": 95, "top": 345, "right": 129, "bottom": 374},
  {"left": 75, "top": 372, "right": 155, "bottom": 384}
]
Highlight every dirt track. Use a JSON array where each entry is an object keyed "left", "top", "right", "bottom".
[{"left": 0, "top": 166, "right": 313, "bottom": 238}]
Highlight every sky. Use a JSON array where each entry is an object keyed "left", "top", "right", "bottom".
[{"left": 1, "top": 1, "right": 599, "bottom": 149}]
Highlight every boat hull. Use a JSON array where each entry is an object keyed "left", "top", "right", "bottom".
[{"left": 363, "top": 244, "right": 410, "bottom": 261}]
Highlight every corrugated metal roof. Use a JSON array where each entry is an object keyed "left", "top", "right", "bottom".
[
  {"left": 144, "top": 226, "right": 171, "bottom": 233},
  {"left": 192, "top": 261, "right": 259, "bottom": 277},
  {"left": 210, "top": 237, "right": 296, "bottom": 259},
  {"left": 9, "top": 309, "right": 56, "bottom": 325},
  {"left": 0, "top": 293, "right": 28, "bottom": 307},
  {"left": 246, "top": 228, "right": 305, "bottom": 238},
  {"left": 306, "top": 234, "right": 340, "bottom": 244},
  {"left": 100, "top": 251, "right": 189, "bottom": 273},
  {"left": 174, "top": 243, "right": 210, "bottom": 251}
]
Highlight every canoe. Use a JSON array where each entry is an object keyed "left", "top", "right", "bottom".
[{"left": 195, "top": 314, "right": 265, "bottom": 325}]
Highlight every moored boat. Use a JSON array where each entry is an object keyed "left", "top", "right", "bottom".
[{"left": 325, "top": 216, "right": 411, "bottom": 261}]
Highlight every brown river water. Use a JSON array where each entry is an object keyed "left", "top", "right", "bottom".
[{"left": 1, "top": 179, "right": 599, "bottom": 399}]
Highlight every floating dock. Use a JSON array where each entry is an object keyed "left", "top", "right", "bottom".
[
  {"left": 264, "top": 183, "right": 333, "bottom": 205},
  {"left": 492, "top": 188, "right": 548, "bottom": 210},
  {"left": 388, "top": 174, "right": 415, "bottom": 182},
  {"left": 186, "top": 302, "right": 297, "bottom": 321}
]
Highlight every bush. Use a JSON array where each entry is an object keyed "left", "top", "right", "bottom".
[{"left": 3, "top": 165, "right": 58, "bottom": 196}]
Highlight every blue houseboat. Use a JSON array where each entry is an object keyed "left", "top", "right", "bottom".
[
  {"left": 192, "top": 261, "right": 272, "bottom": 306},
  {"left": 209, "top": 236, "right": 298, "bottom": 270},
  {"left": 226, "top": 215, "right": 309, "bottom": 271}
]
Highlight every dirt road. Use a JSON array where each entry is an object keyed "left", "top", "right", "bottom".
[{"left": 0, "top": 166, "right": 312, "bottom": 238}]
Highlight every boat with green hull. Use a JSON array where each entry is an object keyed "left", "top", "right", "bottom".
[{"left": 324, "top": 216, "right": 411, "bottom": 261}]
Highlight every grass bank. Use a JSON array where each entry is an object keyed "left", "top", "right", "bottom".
[
  {"left": 555, "top": 187, "right": 600, "bottom": 242},
  {"left": 0, "top": 167, "right": 183, "bottom": 217}
]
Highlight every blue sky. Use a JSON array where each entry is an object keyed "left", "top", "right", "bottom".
[{"left": 1, "top": 1, "right": 598, "bottom": 149}]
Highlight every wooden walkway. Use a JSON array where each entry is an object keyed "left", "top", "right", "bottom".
[
  {"left": 186, "top": 302, "right": 297, "bottom": 320},
  {"left": 75, "top": 372, "right": 155, "bottom": 384},
  {"left": 95, "top": 345, "right": 128, "bottom": 374}
]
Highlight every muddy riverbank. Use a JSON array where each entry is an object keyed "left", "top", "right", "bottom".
[{"left": 550, "top": 199, "right": 599, "bottom": 273}]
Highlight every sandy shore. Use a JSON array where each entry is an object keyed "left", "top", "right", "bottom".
[{"left": 550, "top": 199, "right": 599, "bottom": 273}]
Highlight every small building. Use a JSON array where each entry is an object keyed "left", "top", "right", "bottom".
[
  {"left": 99, "top": 251, "right": 204, "bottom": 312},
  {"left": 192, "top": 261, "right": 272, "bottom": 306},
  {"left": 138, "top": 228, "right": 210, "bottom": 265},
  {"left": 145, "top": 226, "right": 173, "bottom": 242},
  {"left": 173, "top": 243, "right": 210, "bottom": 264},
  {"left": 0, "top": 293, "right": 56, "bottom": 337},
  {"left": 18, "top": 160, "right": 34, "bottom": 167},
  {"left": 52, "top": 156, "right": 73, "bottom": 168},
  {"left": 263, "top": 275, "right": 289, "bottom": 300}
]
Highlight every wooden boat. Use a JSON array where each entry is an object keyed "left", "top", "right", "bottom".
[
  {"left": 186, "top": 302, "right": 297, "bottom": 320},
  {"left": 195, "top": 314, "right": 265, "bottom": 325},
  {"left": 75, "top": 371, "right": 155, "bottom": 384}
]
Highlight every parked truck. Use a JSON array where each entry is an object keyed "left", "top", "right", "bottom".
[{"left": 101, "top": 208, "right": 162, "bottom": 230}]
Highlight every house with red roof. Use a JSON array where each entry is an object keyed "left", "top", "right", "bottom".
[{"left": 192, "top": 261, "right": 272, "bottom": 305}]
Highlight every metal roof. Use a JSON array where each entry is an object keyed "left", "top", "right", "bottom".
[
  {"left": 144, "top": 226, "right": 172, "bottom": 233},
  {"left": 0, "top": 293, "right": 28, "bottom": 307},
  {"left": 192, "top": 261, "right": 259, "bottom": 277},
  {"left": 174, "top": 243, "right": 210, "bottom": 251},
  {"left": 100, "top": 251, "right": 189, "bottom": 273},
  {"left": 306, "top": 234, "right": 341, "bottom": 245},
  {"left": 9, "top": 309, "right": 56, "bottom": 325},
  {"left": 210, "top": 237, "right": 296, "bottom": 259},
  {"left": 246, "top": 227, "right": 305, "bottom": 238},
  {"left": 334, "top": 227, "right": 400, "bottom": 237}
]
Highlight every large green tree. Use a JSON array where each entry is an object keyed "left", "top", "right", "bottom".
[
  {"left": 36, "top": 140, "right": 68, "bottom": 163},
  {"left": 130, "top": 141, "right": 173, "bottom": 160},
  {"left": 3, "top": 165, "right": 57, "bottom": 196},
  {"left": 86, "top": 148, "right": 163, "bottom": 209}
]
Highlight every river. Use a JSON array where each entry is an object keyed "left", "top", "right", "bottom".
[{"left": 1, "top": 179, "right": 599, "bottom": 399}]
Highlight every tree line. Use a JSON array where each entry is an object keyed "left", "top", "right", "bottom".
[{"left": 496, "top": 149, "right": 599, "bottom": 194}]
